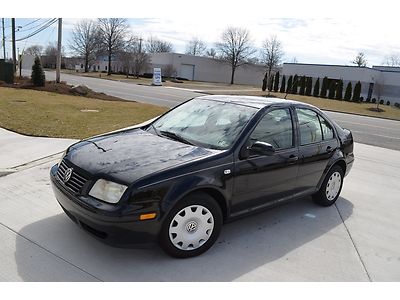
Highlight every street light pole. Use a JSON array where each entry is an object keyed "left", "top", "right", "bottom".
[{"left": 56, "top": 18, "right": 62, "bottom": 83}]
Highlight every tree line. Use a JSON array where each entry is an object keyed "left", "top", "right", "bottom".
[
  {"left": 266, "top": 72, "right": 364, "bottom": 102},
  {"left": 25, "top": 18, "right": 174, "bottom": 76},
  {"left": 24, "top": 21, "right": 284, "bottom": 84},
  {"left": 24, "top": 19, "right": 400, "bottom": 84}
]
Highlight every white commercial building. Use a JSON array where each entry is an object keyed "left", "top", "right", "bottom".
[
  {"left": 90, "top": 53, "right": 266, "bottom": 86},
  {"left": 148, "top": 53, "right": 266, "bottom": 85},
  {"left": 282, "top": 63, "right": 400, "bottom": 105}
]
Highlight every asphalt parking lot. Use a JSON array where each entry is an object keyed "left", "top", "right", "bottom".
[{"left": 0, "top": 127, "right": 399, "bottom": 281}]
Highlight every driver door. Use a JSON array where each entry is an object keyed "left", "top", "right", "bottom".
[{"left": 231, "top": 107, "right": 299, "bottom": 214}]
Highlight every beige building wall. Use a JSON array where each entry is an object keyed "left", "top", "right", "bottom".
[
  {"left": 149, "top": 53, "right": 265, "bottom": 86},
  {"left": 282, "top": 63, "right": 400, "bottom": 105}
]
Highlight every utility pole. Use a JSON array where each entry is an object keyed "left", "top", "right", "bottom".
[
  {"left": 56, "top": 18, "right": 62, "bottom": 83},
  {"left": 2, "top": 18, "right": 5, "bottom": 59},
  {"left": 11, "top": 18, "right": 16, "bottom": 73}
]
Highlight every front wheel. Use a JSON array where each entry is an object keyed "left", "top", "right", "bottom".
[
  {"left": 159, "top": 192, "right": 222, "bottom": 258},
  {"left": 313, "top": 165, "right": 344, "bottom": 206}
]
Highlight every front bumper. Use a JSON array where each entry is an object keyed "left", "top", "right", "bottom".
[{"left": 50, "top": 164, "right": 161, "bottom": 247}]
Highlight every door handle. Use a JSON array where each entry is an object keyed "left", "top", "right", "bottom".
[
  {"left": 287, "top": 155, "right": 299, "bottom": 162},
  {"left": 326, "top": 146, "right": 333, "bottom": 153}
]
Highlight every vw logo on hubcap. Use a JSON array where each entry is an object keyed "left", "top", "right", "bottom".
[
  {"left": 186, "top": 221, "right": 198, "bottom": 233},
  {"left": 63, "top": 168, "right": 73, "bottom": 183}
]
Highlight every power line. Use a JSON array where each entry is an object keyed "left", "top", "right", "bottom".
[
  {"left": 20, "top": 18, "right": 41, "bottom": 28},
  {"left": 16, "top": 19, "right": 50, "bottom": 33},
  {"left": 14, "top": 18, "right": 57, "bottom": 42}
]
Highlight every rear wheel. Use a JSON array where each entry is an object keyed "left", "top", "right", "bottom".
[
  {"left": 159, "top": 192, "right": 222, "bottom": 258},
  {"left": 313, "top": 165, "right": 344, "bottom": 206}
]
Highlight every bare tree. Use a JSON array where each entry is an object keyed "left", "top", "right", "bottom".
[
  {"left": 384, "top": 54, "right": 400, "bottom": 66},
  {"left": 163, "top": 64, "right": 176, "bottom": 77},
  {"left": 43, "top": 42, "right": 64, "bottom": 68},
  {"left": 216, "top": 27, "right": 256, "bottom": 84},
  {"left": 131, "top": 37, "right": 150, "bottom": 78},
  {"left": 69, "top": 20, "right": 100, "bottom": 72},
  {"left": 352, "top": 52, "right": 367, "bottom": 67},
  {"left": 118, "top": 36, "right": 150, "bottom": 78},
  {"left": 117, "top": 49, "right": 134, "bottom": 78},
  {"left": 261, "top": 35, "right": 284, "bottom": 81},
  {"left": 206, "top": 48, "right": 217, "bottom": 59},
  {"left": 185, "top": 37, "right": 207, "bottom": 56},
  {"left": 98, "top": 18, "right": 129, "bottom": 75},
  {"left": 146, "top": 36, "right": 174, "bottom": 53},
  {"left": 25, "top": 45, "right": 43, "bottom": 57}
]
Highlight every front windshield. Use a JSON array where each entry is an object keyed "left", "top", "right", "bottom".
[{"left": 149, "top": 98, "right": 257, "bottom": 150}]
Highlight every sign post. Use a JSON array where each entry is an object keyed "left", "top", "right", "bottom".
[{"left": 152, "top": 68, "right": 162, "bottom": 86}]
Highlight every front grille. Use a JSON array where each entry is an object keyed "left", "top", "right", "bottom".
[{"left": 57, "top": 160, "right": 89, "bottom": 195}]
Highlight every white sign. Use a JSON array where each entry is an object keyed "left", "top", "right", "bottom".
[{"left": 152, "top": 68, "right": 162, "bottom": 86}]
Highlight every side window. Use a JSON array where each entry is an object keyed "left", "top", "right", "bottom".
[
  {"left": 249, "top": 108, "right": 294, "bottom": 150},
  {"left": 296, "top": 108, "right": 323, "bottom": 145},
  {"left": 319, "top": 115, "right": 334, "bottom": 140}
]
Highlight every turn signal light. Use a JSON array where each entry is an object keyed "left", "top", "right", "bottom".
[{"left": 139, "top": 213, "right": 157, "bottom": 220}]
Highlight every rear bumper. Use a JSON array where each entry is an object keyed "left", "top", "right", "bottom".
[{"left": 50, "top": 164, "right": 161, "bottom": 248}]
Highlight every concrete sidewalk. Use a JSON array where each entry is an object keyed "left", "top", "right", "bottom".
[
  {"left": 0, "top": 128, "right": 76, "bottom": 171},
  {"left": 0, "top": 127, "right": 399, "bottom": 281}
]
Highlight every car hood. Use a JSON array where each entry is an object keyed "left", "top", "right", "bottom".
[{"left": 66, "top": 129, "right": 219, "bottom": 184}]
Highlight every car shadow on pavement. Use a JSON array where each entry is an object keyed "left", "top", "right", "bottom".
[{"left": 15, "top": 196, "right": 353, "bottom": 281}]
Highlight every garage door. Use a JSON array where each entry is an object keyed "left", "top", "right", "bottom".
[{"left": 180, "top": 64, "right": 195, "bottom": 80}]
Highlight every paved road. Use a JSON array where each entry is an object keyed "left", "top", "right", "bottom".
[
  {"left": 325, "top": 111, "right": 400, "bottom": 151},
  {"left": 22, "top": 70, "right": 400, "bottom": 150},
  {"left": 1, "top": 128, "right": 399, "bottom": 281},
  {"left": 22, "top": 69, "right": 201, "bottom": 107}
]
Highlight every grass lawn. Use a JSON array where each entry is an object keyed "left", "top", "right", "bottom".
[{"left": 0, "top": 87, "right": 168, "bottom": 139}]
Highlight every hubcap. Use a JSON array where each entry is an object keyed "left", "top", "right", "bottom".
[
  {"left": 326, "top": 171, "right": 342, "bottom": 201},
  {"left": 169, "top": 205, "right": 214, "bottom": 251}
]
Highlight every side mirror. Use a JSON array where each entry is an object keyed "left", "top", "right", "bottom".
[{"left": 248, "top": 141, "right": 275, "bottom": 156}]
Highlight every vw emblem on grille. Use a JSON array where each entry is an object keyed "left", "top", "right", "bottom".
[{"left": 63, "top": 168, "right": 73, "bottom": 183}]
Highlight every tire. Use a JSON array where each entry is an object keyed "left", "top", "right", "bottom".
[
  {"left": 159, "top": 192, "right": 223, "bottom": 258},
  {"left": 313, "top": 165, "right": 344, "bottom": 206}
]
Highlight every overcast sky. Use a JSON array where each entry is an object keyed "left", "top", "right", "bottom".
[{"left": 2, "top": 0, "right": 399, "bottom": 67}]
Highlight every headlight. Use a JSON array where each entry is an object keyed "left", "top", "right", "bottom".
[{"left": 89, "top": 179, "right": 128, "bottom": 204}]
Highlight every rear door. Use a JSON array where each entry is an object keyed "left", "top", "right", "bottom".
[
  {"left": 295, "top": 107, "right": 339, "bottom": 194},
  {"left": 231, "top": 107, "right": 299, "bottom": 214}
]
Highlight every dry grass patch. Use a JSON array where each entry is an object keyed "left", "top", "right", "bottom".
[{"left": 0, "top": 87, "right": 167, "bottom": 139}]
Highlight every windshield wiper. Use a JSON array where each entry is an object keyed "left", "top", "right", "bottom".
[
  {"left": 160, "top": 130, "right": 195, "bottom": 146},
  {"left": 149, "top": 123, "right": 161, "bottom": 136}
]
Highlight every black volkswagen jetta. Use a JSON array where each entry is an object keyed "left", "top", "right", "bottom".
[{"left": 50, "top": 95, "right": 354, "bottom": 258}]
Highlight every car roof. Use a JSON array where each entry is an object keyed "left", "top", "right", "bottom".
[{"left": 197, "top": 95, "right": 317, "bottom": 110}]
